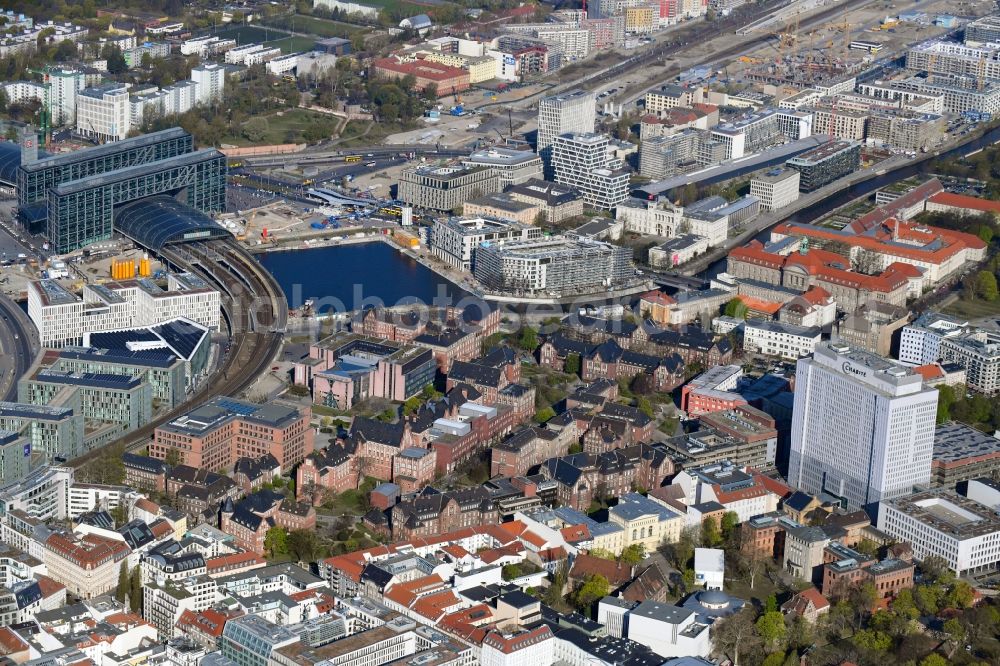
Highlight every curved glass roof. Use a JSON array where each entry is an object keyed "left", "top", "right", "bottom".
[
  {"left": 113, "top": 196, "right": 230, "bottom": 250},
  {"left": 0, "top": 141, "right": 48, "bottom": 186}
]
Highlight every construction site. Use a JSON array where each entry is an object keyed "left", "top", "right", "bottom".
[{"left": 732, "top": 1, "right": 978, "bottom": 92}]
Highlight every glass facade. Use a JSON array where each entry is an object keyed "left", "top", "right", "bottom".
[{"left": 46, "top": 150, "right": 226, "bottom": 253}]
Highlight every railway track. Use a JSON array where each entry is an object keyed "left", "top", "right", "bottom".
[{"left": 69, "top": 239, "right": 287, "bottom": 471}]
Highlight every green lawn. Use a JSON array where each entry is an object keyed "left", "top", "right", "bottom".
[
  {"left": 943, "top": 296, "right": 1000, "bottom": 319},
  {"left": 263, "top": 14, "right": 365, "bottom": 38},
  {"left": 225, "top": 109, "right": 341, "bottom": 145},
  {"left": 265, "top": 34, "right": 318, "bottom": 54}
]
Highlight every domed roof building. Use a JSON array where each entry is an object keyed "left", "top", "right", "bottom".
[{"left": 680, "top": 587, "right": 746, "bottom": 624}]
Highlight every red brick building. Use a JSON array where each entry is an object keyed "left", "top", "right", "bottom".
[
  {"left": 220, "top": 490, "right": 317, "bottom": 554},
  {"left": 297, "top": 445, "right": 359, "bottom": 503},
  {"left": 371, "top": 56, "right": 470, "bottom": 95},
  {"left": 151, "top": 398, "right": 314, "bottom": 472}
]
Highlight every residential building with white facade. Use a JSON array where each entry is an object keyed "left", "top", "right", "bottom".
[
  {"left": 144, "top": 575, "right": 218, "bottom": 639},
  {"left": 481, "top": 627, "right": 554, "bottom": 666},
  {"left": 750, "top": 168, "right": 800, "bottom": 212},
  {"left": 877, "top": 490, "right": 1000, "bottom": 576},
  {"left": 431, "top": 217, "right": 541, "bottom": 271},
  {"left": 28, "top": 274, "right": 220, "bottom": 347},
  {"left": 191, "top": 64, "right": 227, "bottom": 106},
  {"left": 899, "top": 312, "right": 970, "bottom": 366},
  {"left": 743, "top": 320, "right": 822, "bottom": 360},
  {"left": 551, "top": 133, "right": 628, "bottom": 210},
  {"left": 939, "top": 330, "right": 1000, "bottom": 395},
  {"left": 789, "top": 343, "right": 938, "bottom": 511}
]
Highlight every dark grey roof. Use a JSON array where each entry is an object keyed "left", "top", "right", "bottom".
[
  {"left": 123, "top": 452, "right": 169, "bottom": 475},
  {"left": 113, "top": 195, "right": 229, "bottom": 251}
]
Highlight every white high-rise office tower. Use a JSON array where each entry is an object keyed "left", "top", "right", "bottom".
[
  {"left": 789, "top": 342, "right": 938, "bottom": 512},
  {"left": 551, "top": 132, "right": 629, "bottom": 209},
  {"left": 536, "top": 89, "right": 595, "bottom": 174}
]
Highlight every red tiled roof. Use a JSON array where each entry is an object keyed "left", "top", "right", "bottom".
[
  {"left": 206, "top": 550, "right": 265, "bottom": 574},
  {"left": 412, "top": 589, "right": 460, "bottom": 622},
  {"left": 914, "top": 364, "right": 945, "bottom": 381},
  {"left": 134, "top": 498, "right": 160, "bottom": 514},
  {"left": 560, "top": 524, "right": 591, "bottom": 543},
  {"left": 737, "top": 295, "right": 782, "bottom": 315},
  {"left": 801, "top": 286, "right": 831, "bottom": 305},
  {"left": 0, "top": 627, "right": 28, "bottom": 655},
  {"left": 35, "top": 574, "right": 65, "bottom": 598},
  {"left": 640, "top": 290, "right": 676, "bottom": 307},
  {"left": 520, "top": 530, "right": 547, "bottom": 549},
  {"left": 482, "top": 626, "right": 553, "bottom": 654},
  {"left": 751, "top": 471, "right": 792, "bottom": 499},
  {"left": 149, "top": 519, "right": 173, "bottom": 539},
  {"left": 929, "top": 191, "right": 1000, "bottom": 213},
  {"left": 570, "top": 553, "right": 632, "bottom": 586},
  {"left": 373, "top": 57, "right": 468, "bottom": 82},
  {"left": 45, "top": 533, "right": 130, "bottom": 568}
]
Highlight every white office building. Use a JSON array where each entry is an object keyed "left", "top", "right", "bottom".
[
  {"left": 743, "top": 320, "right": 822, "bottom": 360},
  {"left": 28, "top": 274, "right": 220, "bottom": 348},
  {"left": 750, "top": 168, "right": 800, "bottom": 212},
  {"left": 789, "top": 342, "right": 939, "bottom": 511},
  {"left": 0, "top": 81, "right": 43, "bottom": 106},
  {"left": 461, "top": 147, "right": 544, "bottom": 187},
  {"left": 551, "top": 133, "right": 628, "bottom": 209},
  {"left": 625, "top": 602, "right": 711, "bottom": 659},
  {"left": 76, "top": 83, "right": 130, "bottom": 142},
  {"left": 616, "top": 196, "right": 729, "bottom": 247},
  {"left": 898, "top": 312, "right": 969, "bottom": 366},
  {"left": 536, "top": 90, "right": 596, "bottom": 170},
  {"left": 877, "top": 490, "right": 1000, "bottom": 576}
]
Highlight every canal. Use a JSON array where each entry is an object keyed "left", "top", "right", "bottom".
[
  {"left": 257, "top": 241, "right": 470, "bottom": 313},
  {"left": 700, "top": 121, "right": 1000, "bottom": 279}
]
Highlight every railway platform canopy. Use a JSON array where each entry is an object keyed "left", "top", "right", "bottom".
[{"left": 114, "top": 196, "right": 230, "bottom": 251}]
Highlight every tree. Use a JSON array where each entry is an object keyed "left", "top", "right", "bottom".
[
  {"left": 163, "top": 448, "right": 182, "bottom": 468},
  {"left": 723, "top": 297, "right": 748, "bottom": 319},
  {"left": 919, "top": 555, "right": 951, "bottom": 585},
  {"left": 756, "top": 611, "right": 787, "bottom": 651},
  {"left": 518, "top": 327, "right": 538, "bottom": 351},
  {"left": 764, "top": 594, "right": 778, "bottom": 614},
  {"left": 914, "top": 584, "right": 941, "bottom": 616},
  {"left": 287, "top": 529, "right": 322, "bottom": 562},
  {"left": 701, "top": 517, "right": 722, "bottom": 548},
  {"left": 851, "top": 629, "right": 892, "bottom": 652},
  {"left": 636, "top": 396, "right": 654, "bottom": 419},
  {"left": 265, "top": 527, "right": 289, "bottom": 558},
  {"left": 115, "top": 561, "right": 129, "bottom": 604},
  {"left": 977, "top": 224, "right": 995, "bottom": 245},
  {"left": 54, "top": 39, "right": 76, "bottom": 61},
  {"left": 242, "top": 117, "right": 269, "bottom": 142},
  {"left": 942, "top": 617, "right": 965, "bottom": 644},
  {"left": 663, "top": 526, "right": 697, "bottom": 570},
  {"left": 945, "top": 580, "right": 975, "bottom": 609},
  {"left": 919, "top": 654, "right": 948, "bottom": 666},
  {"left": 422, "top": 82, "right": 438, "bottom": 100},
  {"left": 762, "top": 653, "right": 786, "bottom": 666},
  {"left": 565, "top": 353, "right": 581, "bottom": 376},
  {"left": 621, "top": 544, "right": 645, "bottom": 567},
  {"left": 102, "top": 44, "right": 128, "bottom": 75},
  {"left": 713, "top": 610, "right": 759, "bottom": 666},
  {"left": 976, "top": 269, "right": 999, "bottom": 301},
  {"left": 110, "top": 501, "right": 128, "bottom": 528},
  {"left": 721, "top": 511, "right": 740, "bottom": 541},
  {"left": 573, "top": 574, "right": 609, "bottom": 612},
  {"left": 128, "top": 566, "right": 142, "bottom": 613},
  {"left": 534, "top": 406, "right": 556, "bottom": 423}
]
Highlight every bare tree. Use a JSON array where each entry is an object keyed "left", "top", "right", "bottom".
[{"left": 712, "top": 609, "right": 759, "bottom": 666}]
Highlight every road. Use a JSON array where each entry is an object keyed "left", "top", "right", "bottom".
[{"left": 0, "top": 294, "right": 37, "bottom": 402}]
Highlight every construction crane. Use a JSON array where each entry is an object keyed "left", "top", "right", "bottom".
[
  {"left": 27, "top": 67, "right": 52, "bottom": 149},
  {"left": 842, "top": 18, "right": 851, "bottom": 58}
]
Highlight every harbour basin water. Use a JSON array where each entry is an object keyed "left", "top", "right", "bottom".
[{"left": 257, "top": 241, "right": 470, "bottom": 313}]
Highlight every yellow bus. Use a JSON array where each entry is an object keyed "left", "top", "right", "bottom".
[
  {"left": 345, "top": 155, "right": 362, "bottom": 163},
  {"left": 384, "top": 206, "right": 402, "bottom": 217}
]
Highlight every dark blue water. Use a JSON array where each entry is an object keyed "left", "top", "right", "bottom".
[{"left": 257, "top": 241, "right": 470, "bottom": 312}]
